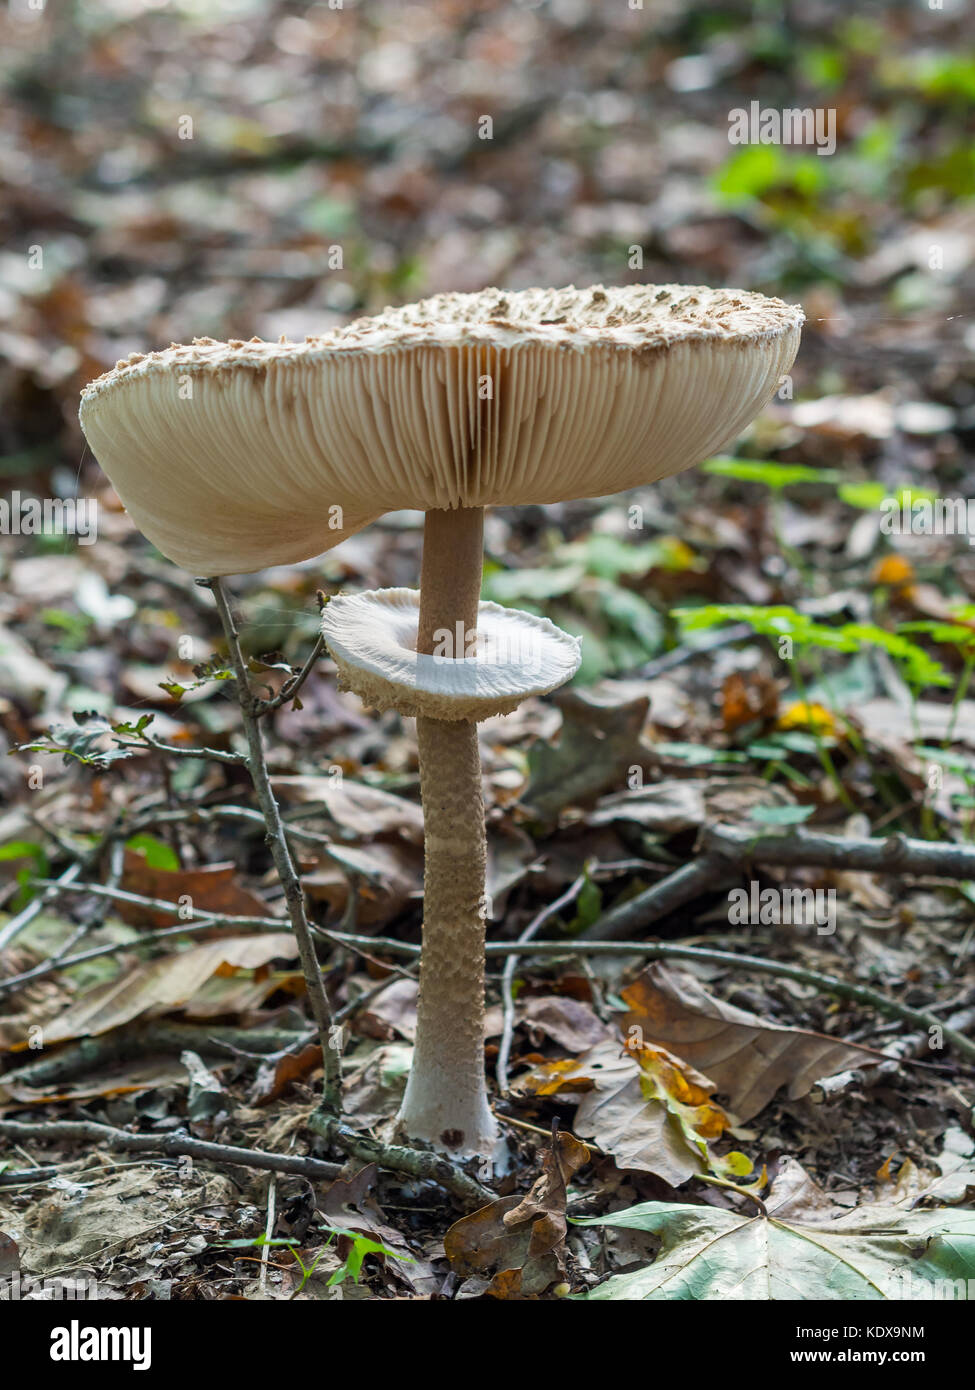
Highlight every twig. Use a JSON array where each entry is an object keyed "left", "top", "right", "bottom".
[
  {"left": 207, "top": 577, "right": 342, "bottom": 1114},
  {"left": 260, "top": 1176, "right": 277, "bottom": 1295},
  {"left": 123, "top": 803, "right": 345, "bottom": 859},
  {"left": 115, "top": 732, "right": 248, "bottom": 766},
  {"left": 638, "top": 623, "right": 753, "bottom": 678},
  {"left": 496, "top": 873, "right": 587, "bottom": 1097},
  {"left": 5, "top": 885, "right": 972, "bottom": 1058},
  {"left": 0, "top": 1119, "right": 343, "bottom": 1182},
  {"left": 254, "top": 977, "right": 411, "bottom": 1070},
  {"left": 0, "top": 877, "right": 402, "bottom": 995},
  {"left": 0, "top": 900, "right": 285, "bottom": 998},
  {"left": 0, "top": 861, "right": 85, "bottom": 953},
  {"left": 581, "top": 854, "right": 732, "bottom": 941},
  {"left": 22, "top": 878, "right": 284, "bottom": 924},
  {"left": 0, "top": 1163, "right": 73, "bottom": 1187},
  {"left": 702, "top": 823, "right": 975, "bottom": 876},
  {"left": 50, "top": 838, "right": 126, "bottom": 966},
  {"left": 306, "top": 1111, "right": 492, "bottom": 1210},
  {"left": 582, "top": 823, "right": 975, "bottom": 942},
  {"left": 254, "top": 633, "right": 326, "bottom": 715},
  {"left": 3, "top": 1023, "right": 317, "bottom": 1089},
  {"left": 7, "top": 878, "right": 973, "bottom": 1050}
]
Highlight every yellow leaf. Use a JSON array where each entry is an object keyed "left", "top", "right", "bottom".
[{"left": 776, "top": 701, "right": 837, "bottom": 736}]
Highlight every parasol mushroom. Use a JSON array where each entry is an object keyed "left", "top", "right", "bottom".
[{"left": 80, "top": 284, "right": 803, "bottom": 1157}]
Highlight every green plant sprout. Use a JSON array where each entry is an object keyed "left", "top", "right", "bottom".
[
  {"left": 673, "top": 603, "right": 950, "bottom": 817},
  {"left": 215, "top": 1227, "right": 413, "bottom": 1296}
]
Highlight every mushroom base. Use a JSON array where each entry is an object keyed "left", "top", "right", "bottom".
[{"left": 397, "top": 1060, "right": 499, "bottom": 1160}]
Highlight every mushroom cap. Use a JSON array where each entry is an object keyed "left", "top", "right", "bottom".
[
  {"left": 320, "top": 588, "right": 582, "bottom": 721},
  {"left": 79, "top": 284, "right": 802, "bottom": 575}
]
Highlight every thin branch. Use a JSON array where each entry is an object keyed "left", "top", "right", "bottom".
[
  {"left": 115, "top": 732, "right": 248, "bottom": 765},
  {"left": 0, "top": 1118, "right": 342, "bottom": 1182},
  {"left": 0, "top": 861, "right": 85, "bottom": 954},
  {"left": 582, "top": 823, "right": 975, "bottom": 942},
  {"left": 4, "top": 1023, "right": 316, "bottom": 1090},
  {"left": 496, "top": 873, "right": 587, "bottom": 1097},
  {"left": 581, "top": 854, "right": 732, "bottom": 941},
  {"left": 126, "top": 803, "right": 340, "bottom": 851},
  {"left": 254, "top": 633, "right": 326, "bottom": 715},
  {"left": 306, "top": 1111, "right": 492, "bottom": 1209},
  {"left": 206, "top": 576, "right": 342, "bottom": 1114},
  {"left": 6, "top": 884, "right": 973, "bottom": 1059},
  {"left": 702, "top": 823, "right": 975, "bottom": 875},
  {"left": 638, "top": 622, "right": 754, "bottom": 679}
]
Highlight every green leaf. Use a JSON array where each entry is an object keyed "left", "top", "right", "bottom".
[
  {"left": 16, "top": 716, "right": 136, "bottom": 769},
  {"left": 704, "top": 457, "right": 839, "bottom": 490},
  {"left": 596, "top": 581, "right": 664, "bottom": 657},
  {"left": 838, "top": 481, "right": 937, "bottom": 511},
  {"left": 911, "top": 52, "right": 975, "bottom": 103},
  {"left": 673, "top": 605, "right": 859, "bottom": 653},
  {"left": 113, "top": 714, "right": 155, "bottom": 737},
  {"left": 213, "top": 1236, "right": 300, "bottom": 1250},
  {"left": 0, "top": 840, "right": 48, "bottom": 870},
  {"left": 324, "top": 1232, "right": 412, "bottom": 1287},
  {"left": 559, "top": 533, "right": 653, "bottom": 580},
  {"left": 914, "top": 746, "right": 975, "bottom": 775},
  {"left": 840, "top": 623, "right": 951, "bottom": 689},
  {"left": 567, "top": 871, "right": 603, "bottom": 934},
  {"left": 747, "top": 731, "right": 828, "bottom": 757},
  {"left": 124, "top": 834, "right": 180, "bottom": 873},
  {"left": 714, "top": 145, "right": 826, "bottom": 202},
  {"left": 899, "top": 617, "right": 975, "bottom": 651},
  {"left": 0, "top": 840, "right": 49, "bottom": 909},
  {"left": 574, "top": 1201, "right": 975, "bottom": 1300}
]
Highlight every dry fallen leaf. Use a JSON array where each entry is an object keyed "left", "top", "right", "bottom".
[
  {"left": 270, "top": 776, "right": 424, "bottom": 843},
  {"left": 0, "top": 1058, "right": 192, "bottom": 1108},
  {"left": 444, "top": 1130, "right": 589, "bottom": 1298},
  {"left": 622, "top": 963, "right": 882, "bottom": 1120},
  {"left": 721, "top": 670, "right": 779, "bottom": 733},
  {"left": 303, "top": 840, "right": 422, "bottom": 926},
  {"left": 320, "top": 1163, "right": 433, "bottom": 1294},
  {"left": 252, "top": 1043, "right": 323, "bottom": 1107},
  {"left": 353, "top": 979, "right": 419, "bottom": 1042},
  {"left": 517, "top": 995, "right": 613, "bottom": 1052},
  {"left": 876, "top": 1128, "right": 975, "bottom": 1208},
  {"left": 119, "top": 851, "right": 270, "bottom": 929},
  {"left": 32, "top": 934, "right": 298, "bottom": 1046},
  {"left": 588, "top": 775, "right": 796, "bottom": 831},
  {"left": 516, "top": 1038, "right": 747, "bottom": 1185}
]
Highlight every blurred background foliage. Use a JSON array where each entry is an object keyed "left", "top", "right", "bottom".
[{"left": 0, "top": 0, "right": 973, "bottom": 712}]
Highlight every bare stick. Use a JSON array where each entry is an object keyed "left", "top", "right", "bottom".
[
  {"left": 6, "top": 883, "right": 972, "bottom": 1059},
  {"left": 496, "top": 873, "right": 587, "bottom": 1097},
  {"left": 0, "top": 1118, "right": 342, "bottom": 1182},
  {"left": 582, "top": 824, "right": 975, "bottom": 942},
  {"left": 702, "top": 823, "right": 975, "bottom": 875},
  {"left": 0, "top": 861, "right": 84, "bottom": 954},
  {"left": 255, "top": 633, "right": 326, "bottom": 715},
  {"left": 306, "top": 1112, "right": 492, "bottom": 1209},
  {"left": 115, "top": 732, "right": 248, "bottom": 765},
  {"left": 207, "top": 576, "right": 342, "bottom": 1114}
]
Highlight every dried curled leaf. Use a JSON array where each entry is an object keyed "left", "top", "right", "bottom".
[
  {"left": 623, "top": 963, "right": 882, "bottom": 1120},
  {"left": 444, "top": 1131, "right": 590, "bottom": 1298},
  {"left": 516, "top": 1039, "right": 748, "bottom": 1185}
]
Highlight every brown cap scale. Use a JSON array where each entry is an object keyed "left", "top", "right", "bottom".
[{"left": 80, "top": 285, "right": 802, "bottom": 1157}]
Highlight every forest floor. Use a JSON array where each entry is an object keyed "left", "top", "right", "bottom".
[{"left": 0, "top": 0, "right": 973, "bottom": 1300}]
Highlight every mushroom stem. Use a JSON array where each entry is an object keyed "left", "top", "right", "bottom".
[{"left": 397, "top": 506, "right": 499, "bottom": 1157}]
